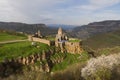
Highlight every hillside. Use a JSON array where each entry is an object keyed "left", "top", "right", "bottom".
[
  {"left": 0, "top": 30, "right": 86, "bottom": 78},
  {"left": 82, "top": 29, "right": 120, "bottom": 55},
  {"left": 70, "top": 20, "right": 120, "bottom": 39},
  {"left": 0, "top": 22, "right": 57, "bottom": 36},
  {"left": 0, "top": 20, "right": 120, "bottom": 80},
  {"left": 1, "top": 20, "right": 120, "bottom": 39}
]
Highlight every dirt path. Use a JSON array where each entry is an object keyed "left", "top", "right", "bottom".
[{"left": 0, "top": 39, "right": 28, "bottom": 44}]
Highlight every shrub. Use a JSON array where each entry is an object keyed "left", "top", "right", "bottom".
[{"left": 81, "top": 53, "right": 120, "bottom": 80}]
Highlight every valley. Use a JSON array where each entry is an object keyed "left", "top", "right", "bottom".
[{"left": 0, "top": 20, "right": 120, "bottom": 80}]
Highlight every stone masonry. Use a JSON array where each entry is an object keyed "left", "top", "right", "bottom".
[
  {"left": 55, "top": 27, "right": 83, "bottom": 54},
  {"left": 28, "top": 28, "right": 83, "bottom": 54}
]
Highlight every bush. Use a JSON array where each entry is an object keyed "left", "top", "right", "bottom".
[{"left": 81, "top": 53, "right": 120, "bottom": 80}]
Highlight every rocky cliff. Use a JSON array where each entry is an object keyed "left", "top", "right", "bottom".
[{"left": 0, "top": 48, "right": 67, "bottom": 77}]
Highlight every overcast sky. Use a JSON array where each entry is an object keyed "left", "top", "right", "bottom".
[{"left": 0, "top": 0, "right": 120, "bottom": 25}]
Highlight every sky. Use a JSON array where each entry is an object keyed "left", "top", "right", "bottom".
[{"left": 0, "top": 0, "right": 120, "bottom": 25}]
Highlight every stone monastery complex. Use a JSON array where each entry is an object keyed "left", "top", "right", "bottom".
[{"left": 28, "top": 27, "right": 83, "bottom": 54}]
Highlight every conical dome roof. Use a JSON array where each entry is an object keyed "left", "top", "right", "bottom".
[{"left": 58, "top": 27, "right": 62, "bottom": 35}]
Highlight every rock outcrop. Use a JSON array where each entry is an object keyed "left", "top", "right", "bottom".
[{"left": 1, "top": 49, "right": 66, "bottom": 73}]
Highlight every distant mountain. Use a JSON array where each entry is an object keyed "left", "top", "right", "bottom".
[
  {"left": 47, "top": 24, "right": 76, "bottom": 30},
  {"left": 70, "top": 20, "right": 120, "bottom": 39},
  {"left": 1, "top": 20, "right": 120, "bottom": 39},
  {"left": 0, "top": 22, "right": 57, "bottom": 36}
]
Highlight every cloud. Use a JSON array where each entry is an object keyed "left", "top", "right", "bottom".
[
  {"left": 79, "top": 0, "right": 120, "bottom": 10},
  {"left": 90, "top": 0, "right": 120, "bottom": 6},
  {"left": 94, "top": 10, "right": 120, "bottom": 20},
  {"left": 0, "top": 0, "right": 29, "bottom": 22},
  {"left": 0, "top": 0, "right": 120, "bottom": 25},
  {"left": 77, "top": 10, "right": 120, "bottom": 25},
  {"left": 0, "top": 0, "right": 69, "bottom": 23}
]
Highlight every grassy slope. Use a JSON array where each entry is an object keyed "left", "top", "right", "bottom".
[
  {"left": 82, "top": 30, "right": 120, "bottom": 55},
  {"left": 0, "top": 32, "right": 27, "bottom": 41},
  {"left": 0, "top": 41, "right": 49, "bottom": 62},
  {"left": 0, "top": 31, "right": 89, "bottom": 73},
  {"left": 0, "top": 41, "right": 89, "bottom": 72},
  {"left": 83, "top": 30, "right": 120, "bottom": 50},
  {"left": 52, "top": 51, "right": 89, "bottom": 71}
]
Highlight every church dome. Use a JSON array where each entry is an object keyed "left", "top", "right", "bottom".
[{"left": 58, "top": 27, "right": 62, "bottom": 35}]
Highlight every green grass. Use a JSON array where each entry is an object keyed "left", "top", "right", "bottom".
[
  {"left": 69, "top": 40, "right": 80, "bottom": 42},
  {"left": 0, "top": 32, "right": 27, "bottom": 41},
  {"left": 0, "top": 41, "right": 50, "bottom": 62},
  {"left": 69, "top": 39, "right": 80, "bottom": 42},
  {"left": 51, "top": 51, "right": 89, "bottom": 72},
  {"left": 82, "top": 30, "right": 120, "bottom": 57}
]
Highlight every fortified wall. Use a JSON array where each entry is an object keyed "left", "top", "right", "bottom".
[
  {"left": 28, "top": 30, "right": 55, "bottom": 46},
  {"left": 64, "top": 41, "right": 83, "bottom": 54},
  {"left": 28, "top": 36, "right": 54, "bottom": 46}
]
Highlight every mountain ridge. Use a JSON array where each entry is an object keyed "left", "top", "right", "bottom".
[
  {"left": 0, "top": 22, "right": 57, "bottom": 36},
  {"left": 0, "top": 20, "right": 120, "bottom": 38}
]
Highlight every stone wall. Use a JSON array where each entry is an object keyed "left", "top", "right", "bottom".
[
  {"left": 64, "top": 42, "right": 83, "bottom": 54},
  {"left": 28, "top": 36, "right": 55, "bottom": 46}
]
